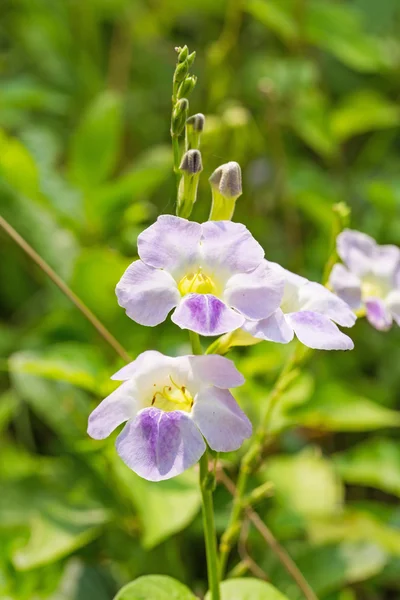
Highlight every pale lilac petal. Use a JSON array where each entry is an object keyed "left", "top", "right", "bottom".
[
  {"left": 88, "top": 380, "right": 138, "bottom": 440},
  {"left": 172, "top": 294, "right": 244, "bottom": 336},
  {"left": 371, "top": 245, "right": 400, "bottom": 282},
  {"left": 299, "top": 281, "right": 357, "bottom": 327},
  {"left": 116, "top": 408, "right": 206, "bottom": 482},
  {"left": 287, "top": 311, "right": 354, "bottom": 350},
  {"left": 365, "top": 298, "right": 393, "bottom": 331},
  {"left": 188, "top": 355, "right": 244, "bottom": 388},
  {"left": 329, "top": 264, "right": 362, "bottom": 310},
  {"left": 111, "top": 351, "right": 171, "bottom": 381},
  {"left": 200, "top": 221, "right": 264, "bottom": 274},
  {"left": 337, "top": 229, "right": 376, "bottom": 276},
  {"left": 242, "top": 309, "right": 294, "bottom": 344},
  {"left": 386, "top": 290, "right": 400, "bottom": 326},
  {"left": 116, "top": 260, "right": 180, "bottom": 326},
  {"left": 192, "top": 387, "right": 252, "bottom": 452},
  {"left": 224, "top": 265, "right": 284, "bottom": 320},
  {"left": 267, "top": 261, "right": 308, "bottom": 288},
  {"left": 138, "top": 215, "right": 202, "bottom": 270}
]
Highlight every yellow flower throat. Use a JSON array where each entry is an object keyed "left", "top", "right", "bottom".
[
  {"left": 178, "top": 269, "right": 216, "bottom": 296},
  {"left": 151, "top": 376, "right": 193, "bottom": 413}
]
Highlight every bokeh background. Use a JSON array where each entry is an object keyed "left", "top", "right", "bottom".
[{"left": 1, "top": 0, "right": 400, "bottom": 598}]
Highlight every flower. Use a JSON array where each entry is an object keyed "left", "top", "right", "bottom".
[
  {"left": 116, "top": 216, "right": 284, "bottom": 336},
  {"left": 329, "top": 229, "right": 400, "bottom": 331},
  {"left": 241, "top": 263, "right": 356, "bottom": 350},
  {"left": 88, "top": 351, "right": 251, "bottom": 481}
]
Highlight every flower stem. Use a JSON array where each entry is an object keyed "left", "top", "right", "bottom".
[
  {"left": 199, "top": 452, "right": 221, "bottom": 600},
  {"left": 189, "top": 330, "right": 203, "bottom": 355},
  {"left": 219, "top": 343, "right": 307, "bottom": 577}
]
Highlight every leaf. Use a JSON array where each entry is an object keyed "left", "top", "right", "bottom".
[
  {"left": 114, "top": 575, "right": 196, "bottom": 600},
  {"left": 206, "top": 579, "right": 289, "bottom": 600},
  {"left": 264, "top": 448, "right": 344, "bottom": 518},
  {"left": 331, "top": 91, "right": 399, "bottom": 141},
  {"left": 289, "top": 382, "right": 400, "bottom": 431},
  {"left": 291, "top": 90, "right": 338, "bottom": 158},
  {"left": 246, "top": 0, "right": 297, "bottom": 43},
  {"left": 0, "top": 129, "right": 40, "bottom": 198},
  {"left": 50, "top": 559, "right": 111, "bottom": 600},
  {"left": 111, "top": 455, "right": 201, "bottom": 549},
  {"left": 69, "top": 91, "right": 123, "bottom": 187},
  {"left": 334, "top": 438, "right": 400, "bottom": 497}
]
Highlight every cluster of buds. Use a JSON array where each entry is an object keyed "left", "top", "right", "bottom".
[{"left": 171, "top": 46, "right": 196, "bottom": 138}]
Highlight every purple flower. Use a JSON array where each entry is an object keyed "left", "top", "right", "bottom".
[
  {"left": 116, "top": 216, "right": 284, "bottom": 336},
  {"left": 329, "top": 229, "right": 400, "bottom": 331},
  {"left": 241, "top": 263, "right": 356, "bottom": 350},
  {"left": 88, "top": 351, "right": 251, "bottom": 481}
]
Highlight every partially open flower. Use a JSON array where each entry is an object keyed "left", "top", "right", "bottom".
[
  {"left": 88, "top": 351, "right": 251, "bottom": 481},
  {"left": 116, "top": 216, "right": 284, "bottom": 336},
  {"left": 329, "top": 229, "right": 400, "bottom": 331},
  {"left": 241, "top": 263, "right": 356, "bottom": 350}
]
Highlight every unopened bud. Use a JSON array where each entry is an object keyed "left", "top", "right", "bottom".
[
  {"left": 177, "top": 75, "right": 197, "bottom": 99},
  {"left": 171, "top": 98, "right": 189, "bottom": 136},
  {"left": 209, "top": 161, "right": 242, "bottom": 221},
  {"left": 187, "top": 113, "right": 205, "bottom": 132},
  {"left": 179, "top": 149, "right": 203, "bottom": 175},
  {"left": 176, "top": 45, "right": 188, "bottom": 62},
  {"left": 186, "top": 51, "right": 196, "bottom": 67},
  {"left": 174, "top": 60, "right": 189, "bottom": 84}
]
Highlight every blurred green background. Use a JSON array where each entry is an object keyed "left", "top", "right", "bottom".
[{"left": 1, "top": 0, "right": 400, "bottom": 598}]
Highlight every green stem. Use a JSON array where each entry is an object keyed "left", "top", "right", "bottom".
[
  {"left": 189, "top": 330, "right": 202, "bottom": 355},
  {"left": 199, "top": 452, "right": 221, "bottom": 600},
  {"left": 172, "top": 134, "right": 181, "bottom": 189},
  {"left": 219, "top": 344, "right": 305, "bottom": 577}
]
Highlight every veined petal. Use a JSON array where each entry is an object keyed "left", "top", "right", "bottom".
[
  {"left": 116, "top": 260, "right": 180, "bottom": 326},
  {"left": 224, "top": 265, "right": 284, "bottom": 321},
  {"left": 192, "top": 387, "right": 252, "bottom": 452},
  {"left": 299, "top": 281, "right": 357, "bottom": 327},
  {"left": 88, "top": 380, "right": 137, "bottom": 440},
  {"left": 116, "top": 408, "right": 206, "bottom": 482},
  {"left": 365, "top": 298, "right": 393, "bottom": 331},
  {"left": 329, "top": 264, "right": 362, "bottom": 310},
  {"left": 287, "top": 311, "right": 354, "bottom": 350},
  {"left": 386, "top": 289, "right": 400, "bottom": 326},
  {"left": 337, "top": 229, "right": 376, "bottom": 276},
  {"left": 188, "top": 355, "right": 244, "bottom": 389},
  {"left": 200, "top": 221, "right": 264, "bottom": 274},
  {"left": 172, "top": 294, "right": 244, "bottom": 336},
  {"left": 242, "top": 309, "right": 294, "bottom": 344},
  {"left": 138, "top": 215, "right": 202, "bottom": 270}
]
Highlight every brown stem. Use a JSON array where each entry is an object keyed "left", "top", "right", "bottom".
[{"left": 0, "top": 215, "right": 131, "bottom": 363}]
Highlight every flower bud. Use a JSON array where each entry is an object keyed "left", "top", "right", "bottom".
[
  {"left": 179, "top": 149, "right": 203, "bottom": 175},
  {"left": 176, "top": 45, "right": 188, "bottom": 62},
  {"left": 171, "top": 98, "right": 189, "bottom": 136},
  {"left": 174, "top": 60, "right": 189, "bottom": 84},
  {"left": 187, "top": 113, "right": 205, "bottom": 133},
  {"left": 177, "top": 150, "right": 203, "bottom": 219},
  {"left": 177, "top": 75, "right": 197, "bottom": 99},
  {"left": 186, "top": 51, "right": 196, "bottom": 68},
  {"left": 209, "top": 161, "right": 242, "bottom": 221}
]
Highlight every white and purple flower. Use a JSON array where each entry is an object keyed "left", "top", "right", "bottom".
[
  {"left": 116, "top": 216, "right": 284, "bottom": 336},
  {"left": 329, "top": 229, "right": 400, "bottom": 331},
  {"left": 241, "top": 263, "right": 356, "bottom": 350},
  {"left": 88, "top": 351, "right": 251, "bottom": 481}
]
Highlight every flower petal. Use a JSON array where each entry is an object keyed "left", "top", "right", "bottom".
[
  {"left": 172, "top": 294, "right": 244, "bottom": 336},
  {"left": 192, "top": 387, "right": 252, "bottom": 452},
  {"left": 337, "top": 229, "right": 376, "bottom": 276},
  {"left": 371, "top": 244, "right": 400, "bottom": 282},
  {"left": 386, "top": 290, "right": 400, "bottom": 326},
  {"left": 88, "top": 380, "right": 137, "bottom": 440},
  {"left": 224, "top": 264, "right": 284, "bottom": 320},
  {"left": 116, "top": 260, "right": 180, "bottom": 326},
  {"left": 200, "top": 221, "right": 264, "bottom": 274},
  {"left": 365, "top": 298, "right": 393, "bottom": 331},
  {"left": 329, "top": 264, "right": 362, "bottom": 310},
  {"left": 188, "top": 355, "right": 244, "bottom": 389},
  {"left": 111, "top": 350, "right": 172, "bottom": 381},
  {"left": 286, "top": 311, "right": 354, "bottom": 350},
  {"left": 116, "top": 408, "right": 206, "bottom": 482},
  {"left": 299, "top": 281, "right": 357, "bottom": 327},
  {"left": 138, "top": 215, "right": 202, "bottom": 270},
  {"left": 242, "top": 309, "right": 294, "bottom": 344}
]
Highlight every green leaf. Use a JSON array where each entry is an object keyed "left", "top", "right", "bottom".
[
  {"left": 206, "top": 579, "right": 289, "bottom": 600},
  {"left": 331, "top": 91, "right": 399, "bottom": 141},
  {"left": 114, "top": 575, "right": 196, "bottom": 600},
  {"left": 334, "top": 438, "right": 400, "bottom": 497},
  {"left": 246, "top": 0, "right": 297, "bottom": 43},
  {"left": 112, "top": 455, "right": 201, "bottom": 549},
  {"left": 289, "top": 382, "right": 400, "bottom": 431},
  {"left": 69, "top": 91, "right": 123, "bottom": 187}
]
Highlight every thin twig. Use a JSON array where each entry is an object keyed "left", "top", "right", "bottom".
[
  {"left": 238, "top": 518, "right": 269, "bottom": 581},
  {"left": 0, "top": 215, "right": 131, "bottom": 363},
  {"left": 218, "top": 469, "right": 318, "bottom": 600}
]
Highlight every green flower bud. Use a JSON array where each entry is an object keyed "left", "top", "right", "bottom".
[
  {"left": 209, "top": 161, "right": 242, "bottom": 220},
  {"left": 186, "top": 113, "right": 205, "bottom": 150},
  {"left": 186, "top": 51, "right": 196, "bottom": 67},
  {"left": 177, "top": 75, "right": 197, "bottom": 99},
  {"left": 174, "top": 60, "right": 189, "bottom": 84},
  {"left": 176, "top": 45, "right": 188, "bottom": 62},
  {"left": 171, "top": 98, "right": 189, "bottom": 136},
  {"left": 177, "top": 150, "right": 203, "bottom": 219},
  {"left": 187, "top": 113, "right": 205, "bottom": 132}
]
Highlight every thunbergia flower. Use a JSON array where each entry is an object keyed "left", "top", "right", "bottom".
[
  {"left": 241, "top": 262, "right": 356, "bottom": 350},
  {"left": 116, "top": 216, "right": 284, "bottom": 336},
  {"left": 329, "top": 229, "right": 400, "bottom": 331},
  {"left": 88, "top": 351, "right": 251, "bottom": 481}
]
